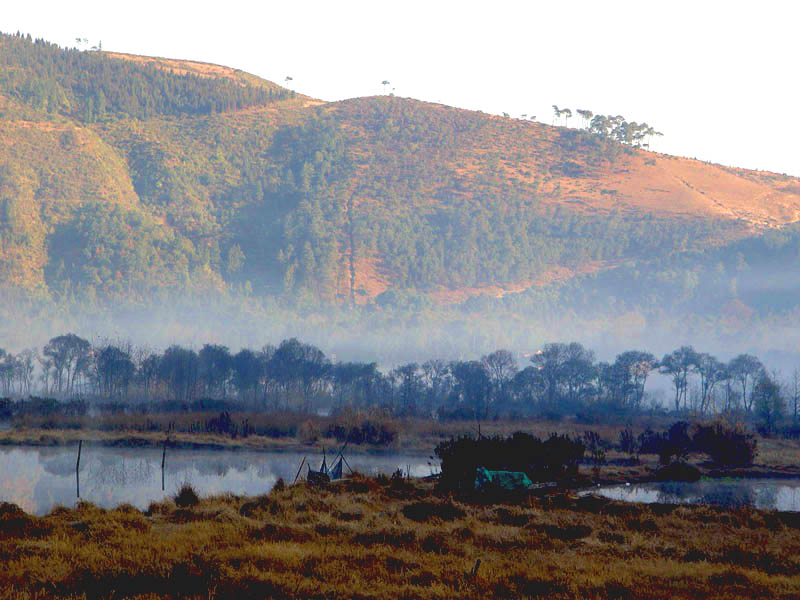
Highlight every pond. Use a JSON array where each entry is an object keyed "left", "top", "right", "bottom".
[
  {"left": 582, "top": 479, "right": 800, "bottom": 511},
  {"left": 0, "top": 445, "right": 434, "bottom": 515}
]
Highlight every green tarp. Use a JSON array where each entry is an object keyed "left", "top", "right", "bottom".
[{"left": 475, "top": 467, "right": 533, "bottom": 491}]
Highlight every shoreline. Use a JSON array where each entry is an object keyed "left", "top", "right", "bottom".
[
  {"left": 0, "top": 426, "right": 432, "bottom": 456},
  {"left": 3, "top": 426, "right": 800, "bottom": 487}
]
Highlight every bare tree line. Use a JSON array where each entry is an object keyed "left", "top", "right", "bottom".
[{"left": 1, "top": 335, "right": 797, "bottom": 432}]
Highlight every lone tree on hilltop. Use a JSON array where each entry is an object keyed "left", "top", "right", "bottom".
[
  {"left": 382, "top": 80, "right": 390, "bottom": 94},
  {"left": 552, "top": 104, "right": 561, "bottom": 125}
]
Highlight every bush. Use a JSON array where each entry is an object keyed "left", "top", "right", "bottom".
[
  {"left": 693, "top": 423, "right": 757, "bottom": 467},
  {"left": 655, "top": 460, "right": 701, "bottom": 482},
  {"left": 637, "top": 428, "right": 663, "bottom": 454},
  {"left": 434, "top": 432, "right": 584, "bottom": 492},
  {"left": 205, "top": 411, "right": 235, "bottom": 435},
  {"left": 326, "top": 420, "right": 396, "bottom": 446},
  {"left": 664, "top": 421, "right": 692, "bottom": 462},
  {"left": 638, "top": 422, "right": 692, "bottom": 464},
  {"left": 618, "top": 428, "right": 637, "bottom": 455},
  {"left": 174, "top": 483, "right": 199, "bottom": 508},
  {"left": 583, "top": 431, "right": 606, "bottom": 465},
  {"left": 0, "top": 398, "right": 12, "bottom": 419},
  {"left": 436, "top": 404, "right": 479, "bottom": 421},
  {"left": 297, "top": 420, "right": 320, "bottom": 443},
  {"left": 780, "top": 424, "right": 800, "bottom": 440}
]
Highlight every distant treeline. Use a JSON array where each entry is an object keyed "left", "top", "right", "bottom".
[
  {"left": 1, "top": 334, "right": 797, "bottom": 432},
  {"left": 0, "top": 31, "right": 287, "bottom": 121}
]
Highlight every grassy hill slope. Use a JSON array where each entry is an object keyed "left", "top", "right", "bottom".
[{"left": 2, "top": 31, "right": 800, "bottom": 318}]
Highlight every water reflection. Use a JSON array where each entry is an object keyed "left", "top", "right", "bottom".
[
  {"left": 0, "top": 446, "right": 431, "bottom": 515},
  {"left": 583, "top": 479, "right": 800, "bottom": 511}
]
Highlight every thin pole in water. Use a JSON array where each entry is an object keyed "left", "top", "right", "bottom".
[
  {"left": 161, "top": 436, "right": 168, "bottom": 492},
  {"left": 76, "top": 439, "right": 82, "bottom": 498}
]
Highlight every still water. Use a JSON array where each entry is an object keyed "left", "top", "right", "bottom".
[
  {"left": 582, "top": 479, "right": 800, "bottom": 511},
  {"left": 0, "top": 446, "right": 433, "bottom": 515}
]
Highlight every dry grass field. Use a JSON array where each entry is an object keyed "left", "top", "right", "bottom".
[{"left": 2, "top": 474, "right": 800, "bottom": 599}]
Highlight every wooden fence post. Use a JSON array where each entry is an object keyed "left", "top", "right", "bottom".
[{"left": 76, "top": 439, "right": 82, "bottom": 498}]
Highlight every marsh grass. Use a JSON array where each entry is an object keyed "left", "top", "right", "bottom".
[{"left": 2, "top": 474, "right": 800, "bottom": 599}]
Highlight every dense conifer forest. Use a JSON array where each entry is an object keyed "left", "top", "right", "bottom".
[{"left": 0, "top": 32, "right": 285, "bottom": 121}]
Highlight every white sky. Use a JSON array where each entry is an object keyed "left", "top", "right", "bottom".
[{"left": 4, "top": 1, "right": 799, "bottom": 176}]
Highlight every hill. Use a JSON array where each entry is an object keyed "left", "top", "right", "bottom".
[{"left": 2, "top": 30, "right": 800, "bottom": 350}]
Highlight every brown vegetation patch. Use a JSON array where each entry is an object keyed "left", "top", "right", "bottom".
[
  {"left": 530, "top": 522, "right": 593, "bottom": 541},
  {"left": 401, "top": 499, "right": 465, "bottom": 522},
  {"left": 353, "top": 528, "right": 416, "bottom": 549},
  {"left": 0, "top": 502, "right": 50, "bottom": 540}
]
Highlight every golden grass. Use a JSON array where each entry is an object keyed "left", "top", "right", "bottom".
[{"left": 2, "top": 475, "right": 800, "bottom": 599}]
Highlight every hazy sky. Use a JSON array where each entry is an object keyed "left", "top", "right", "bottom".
[{"left": 5, "top": 1, "right": 799, "bottom": 176}]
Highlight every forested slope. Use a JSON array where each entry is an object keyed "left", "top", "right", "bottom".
[{"left": 2, "top": 30, "right": 800, "bottom": 327}]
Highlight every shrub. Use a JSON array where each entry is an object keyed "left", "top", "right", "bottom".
[
  {"left": 637, "top": 428, "right": 662, "bottom": 454},
  {"left": 583, "top": 431, "right": 606, "bottom": 465},
  {"left": 665, "top": 421, "right": 692, "bottom": 461},
  {"left": 655, "top": 460, "right": 701, "bottom": 482},
  {"left": 205, "top": 411, "right": 235, "bottom": 436},
  {"left": 174, "top": 483, "right": 199, "bottom": 508},
  {"left": 434, "top": 432, "right": 584, "bottom": 492},
  {"left": 638, "top": 422, "right": 693, "bottom": 464},
  {"left": 297, "top": 420, "right": 320, "bottom": 443},
  {"left": 618, "top": 428, "right": 637, "bottom": 455},
  {"left": 326, "top": 419, "right": 396, "bottom": 446},
  {"left": 693, "top": 423, "right": 757, "bottom": 467},
  {"left": 0, "top": 398, "right": 12, "bottom": 419}
]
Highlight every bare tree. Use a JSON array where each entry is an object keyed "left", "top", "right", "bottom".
[
  {"left": 696, "top": 353, "right": 725, "bottom": 414},
  {"left": 728, "top": 354, "right": 763, "bottom": 413},
  {"left": 660, "top": 346, "right": 699, "bottom": 412},
  {"left": 790, "top": 368, "right": 800, "bottom": 424},
  {"left": 16, "top": 349, "right": 37, "bottom": 395}
]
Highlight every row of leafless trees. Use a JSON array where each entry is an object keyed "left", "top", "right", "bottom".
[{"left": 0, "top": 335, "right": 796, "bottom": 429}]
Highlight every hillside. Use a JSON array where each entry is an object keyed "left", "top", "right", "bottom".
[{"left": 2, "top": 31, "right": 800, "bottom": 321}]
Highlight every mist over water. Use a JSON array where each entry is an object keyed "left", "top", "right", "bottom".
[{"left": 3, "top": 296, "right": 799, "bottom": 373}]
